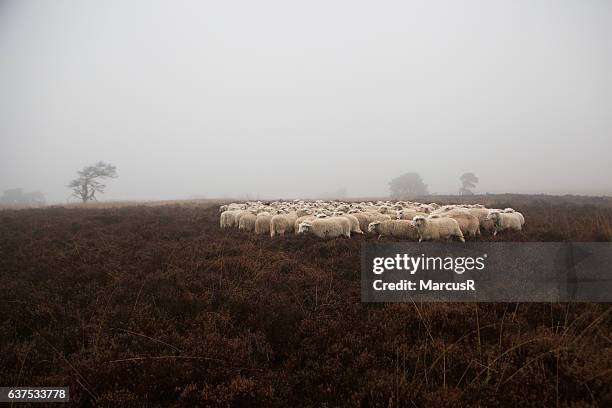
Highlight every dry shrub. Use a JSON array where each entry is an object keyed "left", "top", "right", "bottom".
[{"left": 0, "top": 196, "right": 610, "bottom": 406}]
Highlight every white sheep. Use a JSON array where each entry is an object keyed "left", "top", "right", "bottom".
[
  {"left": 220, "top": 210, "right": 241, "bottom": 228},
  {"left": 297, "top": 217, "right": 351, "bottom": 238},
  {"left": 332, "top": 212, "right": 363, "bottom": 234},
  {"left": 412, "top": 215, "right": 465, "bottom": 242},
  {"left": 503, "top": 208, "right": 525, "bottom": 226},
  {"left": 487, "top": 210, "right": 522, "bottom": 235},
  {"left": 354, "top": 212, "right": 392, "bottom": 232},
  {"left": 442, "top": 209, "right": 481, "bottom": 237},
  {"left": 351, "top": 212, "right": 372, "bottom": 232},
  {"left": 467, "top": 206, "right": 489, "bottom": 220},
  {"left": 467, "top": 207, "right": 496, "bottom": 234},
  {"left": 296, "top": 208, "right": 312, "bottom": 217},
  {"left": 233, "top": 210, "right": 252, "bottom": 228},
  {"left": 367, "top": 220, "right": 419, "bottom": 240},
  {"left": 254, "top": 212, "right": 273, "bottom": 235},
  {"left": 220, "top": 199, "right": 524, "bottom": 240},
  {"left": 270, "top": 212, "right": 298, "bottom": 237},
  {"left": 378, "top": 206, "right": 397, "bottom": 217},
  {"left": 294, "top": 215, "right": 316, "bottom": 233},
  {"left": 418, "top": 204, "right": 435, "bottom": 213},
  {"left": 397, "top": 209, "right": 427, "bottom": 220},
  {"left": 336, "top": 204, "right": 350, "bottom": 213},
  {"left": 238, "top": 211, "right": 257, "bottom": 232}
]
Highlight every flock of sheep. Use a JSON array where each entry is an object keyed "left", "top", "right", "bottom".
[{"left": 219, "top": 200, "right": 525, "bottom": 242}]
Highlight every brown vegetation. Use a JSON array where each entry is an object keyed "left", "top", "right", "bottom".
[{"left": 0, "top": 196, "right": 610, "bottom": 406}]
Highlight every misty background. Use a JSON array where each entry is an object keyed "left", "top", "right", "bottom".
[{"left": 1, "top": 0, "right": 611, "bottom": 203}]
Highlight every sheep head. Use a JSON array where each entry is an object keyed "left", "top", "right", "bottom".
[
  {"left": 486, "top": 210, "right": 500, "bottom": 221},
  {"left": 412, "top": 215, "right": 427, "bottom": 228},
  {"left": 367, "top": 221, "right": 380, "bottom": 233},
  {"left": 486, "top": 211, "right": 503, "bottom": 228},
  {"left": 298, "top": 221, "right": 312, "bottom": 234}
]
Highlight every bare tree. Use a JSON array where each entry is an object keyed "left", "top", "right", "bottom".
[
  {"left": 389, "top": 172, "right": 428, "bottom": 199},
  {"left": 459, "top": 172, "right": 479, "bottom": 195},
  {"left": 68, "top": 162, "right": 118, "bottom": 202}
]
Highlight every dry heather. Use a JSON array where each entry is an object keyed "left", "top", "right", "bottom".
[{"left": 0, "top": 196, "right": 611, "bottom": 406}]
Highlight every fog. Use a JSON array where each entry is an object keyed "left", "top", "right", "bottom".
[{"left": 1, "top": 0, "right": 611, "bottom": 203}]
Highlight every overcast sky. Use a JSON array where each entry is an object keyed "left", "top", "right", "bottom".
[{"left": 1, "top": 0, "right": 611, "bottom": 202}]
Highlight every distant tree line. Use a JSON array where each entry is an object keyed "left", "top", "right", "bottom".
[
  {"left": 389, "top": 172, "right": 428, "bottom": 198},
  {"left": 0, "top": 188, "right": 45, "bottom": 206},
  {"left": 388, "top": 171, "right": 479, "bottom": 198}
]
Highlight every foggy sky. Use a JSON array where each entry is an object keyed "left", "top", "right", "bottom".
[{"left": 1, "top": 0, "right": 611, "bottom": 203}]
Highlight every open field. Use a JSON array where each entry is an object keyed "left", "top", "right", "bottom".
[{"left": 0, "top": 195, "right": 611, "bottom": 406}]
